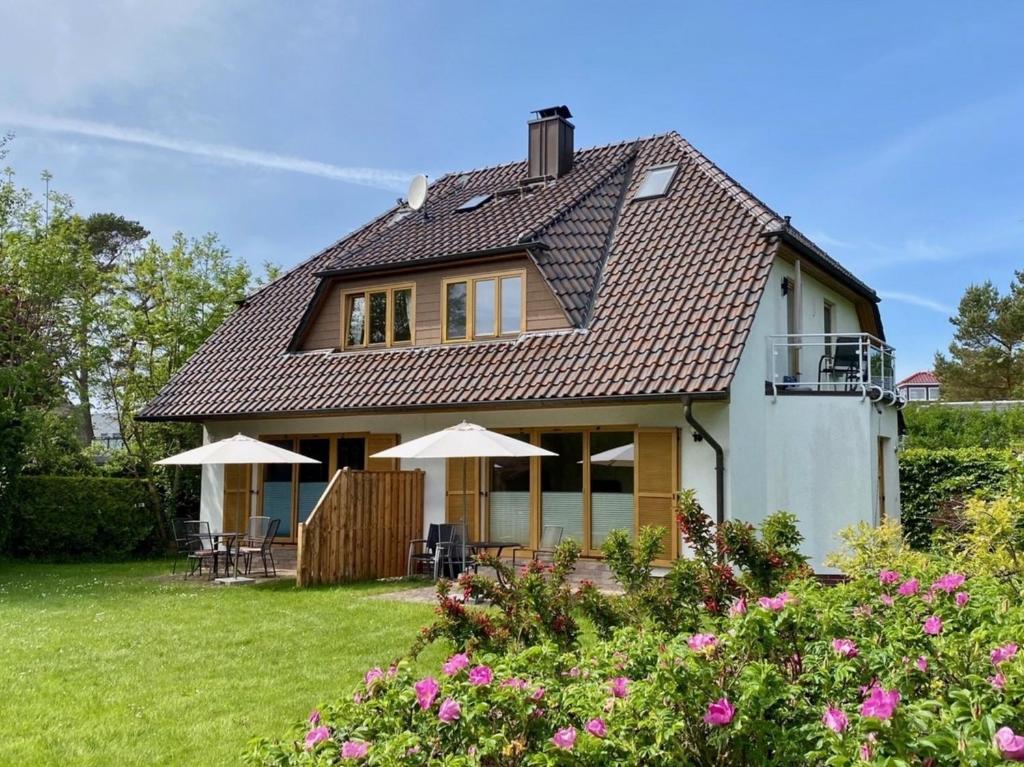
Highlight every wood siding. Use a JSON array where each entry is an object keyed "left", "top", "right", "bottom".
[
  {"left": 299, "top": 256, "right": 570, "bottom": 351},
  {"left": 296, "top": 468, "right": 425, "bottom": 586}
]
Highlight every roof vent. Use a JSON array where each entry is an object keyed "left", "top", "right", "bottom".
[{"left": 527, "top": 105, "right": 574, "bottom": 181}]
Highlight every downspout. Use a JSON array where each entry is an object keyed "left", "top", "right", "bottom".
[{"left": 683, "top": 398, "right": 725, "bottom": 525}]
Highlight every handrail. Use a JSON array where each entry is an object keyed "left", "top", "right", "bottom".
[{"left": 767, "top": 332, "right": 897, "bottom": 402}]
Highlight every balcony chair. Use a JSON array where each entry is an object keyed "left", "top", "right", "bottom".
[{"left": 818, "top": 336, "right": 865, "bottom": 392}]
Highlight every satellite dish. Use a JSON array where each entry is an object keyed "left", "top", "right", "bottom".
[{"left": 407, "top": 174, "right": 428, "bottom": 211}]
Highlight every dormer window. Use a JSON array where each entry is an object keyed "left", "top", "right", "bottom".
[
  {"left": 343, "top": 284, "right": 414, "bottom": 349},
  {"left": 442, "top": 270, "right": 524, "bottom": 342}
]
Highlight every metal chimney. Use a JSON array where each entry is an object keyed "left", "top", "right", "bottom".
[{"left": 527, "top": 105, "right": 574, "bottom": 180}]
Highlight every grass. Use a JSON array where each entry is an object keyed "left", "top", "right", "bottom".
[{"left": 0, "top": 559, "right": 440, "bottom": 766}]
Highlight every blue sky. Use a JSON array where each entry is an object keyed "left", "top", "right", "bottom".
[{"left": 2, "top": 1, "right": 1022, "bottom": 377}]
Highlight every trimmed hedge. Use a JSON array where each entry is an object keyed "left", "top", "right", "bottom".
[
  {"left": 8, "top": 475, "right": 157, "bottom": 560},
  {"left": 898, "top": 447, "right": 1016, "bottom": 549},
  {"left": 902, "top": 404, "right": 1024, "bottom": 449}
]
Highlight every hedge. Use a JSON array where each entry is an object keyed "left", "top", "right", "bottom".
[
  {"left": 901, "top": 404, "right": 1024, "bottom": 449},
  {"left": 7, "top": 475, "right": 158, "bottom": 560},
  {"left": 898, "top": 447, "right": 1017, "bottom": 549}
]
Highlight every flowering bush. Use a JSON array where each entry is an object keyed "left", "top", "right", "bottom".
[{"left": 249, "top": 556, "right": 1024, "bottom": 765}]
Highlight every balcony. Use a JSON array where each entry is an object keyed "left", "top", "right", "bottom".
[{"left": 766, "top": 333, "right": 898, "bottom": 403}]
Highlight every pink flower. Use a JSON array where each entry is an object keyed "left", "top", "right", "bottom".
[
  {"left": 897, "top": 578, "right": 920, "bottom": 596},
  {"left": 610, "top": 676, "right": 630, "bottom": 698},
  {"left": 688, "top": 633, "right": 718, "bottom": 653},
  {"left": 585, "top": 718, "right": 607, "bottom": 738},
  {"left": 990, "top": 672, "right": 1007, "bottom": 690},
  {"left": 551, "top": 726, "right": 577, "bottom": 750},
  {"left": 879, "top": 594, "right": 894, "bottom": 607},
  {"left": 916, "top": 656, "right": 928, "bottom": 673},
  {"left": 704, "top": 698, "right": 736, "bottom": 726},
  {"left": 992, "top": 643, "right": 1019, "bottom": 665},
  {"left": 729, "top": 596, "right": 748, "bottom": 616},
  {"left": 438, "top": 697, "right": 461, "bottom": 723},
  {"left": 364, "top": 667, "right": 384, "bottom": 686},
  {"left": 567, "top": 666, "right": 580, "bottom": 678},
  {"left": 442, "top": 653, "right": 469, "bottom": 676},
  {"left": 531, "top": 687, "right": 546, "bottom": 701},
  {"left": 832, "top": 638, "right": 859, "bottom": 658},
  {"left": 879, "top": 569, "right": 901, "bottom": 585},
  {"left": 955, "top": 591, "right": 970, "bottom": 608},
  {"left": 822, "top": 707, "right": 848, "bottom": 733},
  {"left": 923, "top": 615, "right": 943, "bottom": 635},
  {"left": 996, "top": 727, "right": 1024, "bottom": 761},
  {"left": 308, "top": 710, "right": 321, "bottom": 725},
  {"left": 304, "top": 726, "right": 330, "bottom": 750},
  {"left": 501, "top": 677, "right": 528, "bottom": 689},
  {"left": 860, "top": 687, "right": 900, "bottom": 720},
  {"left": 340, "top": 740, "right": 370, "bottom": 760},
  {"left": 932, "top": 572, "right": 966, "bottom": 593},
  {"left": 414, "top": 677, "right": 439, "bottom": 710},
  {"left": 758, "top": 591, "right": 794, "bottom": 611},
  {"left": 468, "top": 665, "right": 493, "bottom": 686}
]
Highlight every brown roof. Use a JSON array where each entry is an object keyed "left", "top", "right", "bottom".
[{"left": 138, "top": 132, "right": 874, "bottom": 421}]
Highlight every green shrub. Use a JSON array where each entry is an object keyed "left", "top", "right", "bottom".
[
  {"left": 902, "top": 403, "right": 1024, "bottom": 449},
  {"left": 8, "top": 475, "right": 157, "bottom": 560},
  {"left": 899, "top": 448, "right": 1016, "bottom": 549}
]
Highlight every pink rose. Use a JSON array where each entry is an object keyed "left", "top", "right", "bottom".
[
  {"left": 340, "top": 740, "right": 370, "bottom": 760},
  {"left": 758, "top": 591, "right": 794, "bottom": 611},
  {"left": 916, "top": 656, "right": 928, "bottom": 672},
  {"left": 879, "top": 594, "right": 894, "bottom": 607},
  {"left": 996, "top": 727, "right": 1024, "bottom": 761},
  {"left": 468, "top": 665, "right": 493, "bottom": 686},
  {"left": 551, "top": 726, "right": 577, "bottom": 750},
  {"left": 879, "top": 569, "right": 901, "bottom": 585},
  {"left": 897, "top": 578, "right": 920, "bottom": 596},
  {"left": 308, "top": 709, "right": 320, "bottom": 725},
  {"left": 831, "top": 638, "right": 858, "bottom": 658},
  {"left": 955, "top": 591, "right": 970, "bottom": 608},
  {"left": 704, "top": 697, "right": 735, "bottom": 726},
  {"left": 932, "top": 572, "right": 966, "bottom": 593},
  {"left": 729, "top": 596, "right": 747, "bottom": 616},
  {"left": 438, "top": 697, "right": 461, "bottom": 723},
  {"left": 585, "top": 718, "right": 607, "bottom": 737},
  {"left": 860, "top": 687, "right": 900, "bottom": 720},
  {"left": 992, "top": 643, "right": 1019, "bottom": 665},
  {"left": 688, "top": 633, "right": 718, "bottom": 653},
  {"left": 501, "top": 677, "right": 528, "bottom": 689},
  {"left": 364, "top": 667, "right": 384, "bottom": 686},
  {"left": 305, "top": 726, "right": 330, "bottom": 750},
  {"left": 531, "top": 687, "right": 546, "bottom": 701},
  {"left": 923, "top": 615, "right": 943, "bottom": 635},
  {"left": 822, "top": 707, "right": 848, "bottom": 733},
  {"left": 990, "top": 672, "right": 1007, "bottom": 690},
  {"left": 610, "top": 677, "right": 630, "bottom": 698},
  {"left": 442, "top": 653, "right": 469, "bottom": 676},
  {"left": 414, "top": 677, "right": 439, "bottom": 710}
]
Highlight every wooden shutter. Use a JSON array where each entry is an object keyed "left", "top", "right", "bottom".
[
  {"left": 366, "top": 434, "right": 400, "bottom": 471},
  {"left": 635, "top": 429, "right": 679, "bottom": 561},
  {"left": 446, "top": 457, "right": 480, "bottom": 540},
  {"left": 222, "top": 464, "right": 251, "bottom": 534}
]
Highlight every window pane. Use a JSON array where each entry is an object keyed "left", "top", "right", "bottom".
[
  {"left": 297, "top": 438, "right": 330, "bottom": 523},
  {"left": 446, "top": 282, "right": 467, "bottom": 339},
  {"left": 368, "top": 292, "right": 387, "bottom": 344},
  {"left": 488, "top": 435, "right": 531, "bottom": 544},
  {"left": 590, "top": 432, "right": 634, "bottom": 548},
  {"left": 634, "top": 164, "right": 678, "bottom": 199},
  {"left": 500, "top": 275, "right": 522, "bottom": 334},
  {"left": 475, "top": 279, "right": 496, "bottom": 336},
  {"left": 346, "top": 295, "right": 365, "bottom": 347},
  {"left": 540, "top": 432, "right": 584, "bottom": 544},
  {"left": 262, "top": 439, "right": 294, "bottom": 537},
  {"left": 337, "top": 437, "right": 366, "bottom": 470},
  {"left": 392, "top": 288, "right": 412, "bottom": 343}
]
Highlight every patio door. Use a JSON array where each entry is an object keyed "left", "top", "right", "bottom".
[
  {"left": 222, "top": 464, "right": 251, "bottom": 534},
  {"left": 589, "top": 431, "right": 635, "bottom": 552},
  {"left": 485, "top": 434, "right": 531, "bottom": 545},
  {"left": 539, "top": 432, "right": 585, "bottom": 547}
]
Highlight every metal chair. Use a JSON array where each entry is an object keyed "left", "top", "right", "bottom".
[
  {"left": 170, "top": 518, "right": 191, "bottom": 575},
  {"left": 241, "top": 517, "right": 280, "bottom": 577},
  {"left": 183, "top": 520, "right": 217, "bottom": 578},
  {"left": 241, "top": 516, "right": 270, "bottom": 547},
  {"left": 818, "top": 336, "right": 865, "bottom": 391},
  {"left": 532, "top": 525, "right": 564, "bottom": 562},
  {"left": 435, "top": 523, "right": 477, "bottom": 580},
  {"left": 407, "top": 523, "right": 441, "bottom": 577}
]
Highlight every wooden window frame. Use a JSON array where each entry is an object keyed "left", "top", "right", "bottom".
[
  {"left": 341, "top": 283, "right": 416, "bottom": 350},
  {"left": 441, "top": 269, "right": 527, "bottom": 343}
]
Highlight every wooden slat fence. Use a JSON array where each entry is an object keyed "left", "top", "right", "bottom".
[{"left": 296, "top": 469, "right": 424, "bottom": 587}]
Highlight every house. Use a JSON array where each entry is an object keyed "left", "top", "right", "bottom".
[
  {"left": 138, "top": 106, "right": 901, "bottom": 571},
  {"left": 897, "top": 371, "right": 940, "bottom": 403}
]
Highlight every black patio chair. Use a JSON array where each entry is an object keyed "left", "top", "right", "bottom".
[
  {"left": 241, "top": 517, "right": 280, "bottom": 577},
  {"left": 169, "top": 517, "right": 191, "bottom": 575},
  {"left": 183, "top": 520, "right": 217, "bottom": 578},
  {"left": 818, "top": 336, "right": 866, "bottom": 391},
  {"left": 406, "top": 523, "right": 441, "bottom": 577},
  {"left": 435, "top": 523, "right": 478, "bottom": 580}
]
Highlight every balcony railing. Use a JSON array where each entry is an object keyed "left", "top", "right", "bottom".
[{"left": 767, "top": 333, "right": 897, "bottom": 402}]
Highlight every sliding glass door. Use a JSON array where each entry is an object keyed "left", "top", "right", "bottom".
[
  {"left": 487, "top": 433, "right": 531, "bottom": 544},
  {"left": 296, "top": 438, "right": 331, "bottom": 524},
  {"left": 539, "top": 432, "right": 584, "bottom": 544},
  {"left": 262, "top": 439, "right": 295, "bottom": 537},
  {"left": 589, "top": 432, "right": 635, "bottom": 548}
]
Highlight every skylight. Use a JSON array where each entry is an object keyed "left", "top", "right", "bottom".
[
  {"left": 456, "top": 193, "right": 493, "bottom": 212},
  {"left": 633, "top": 164, "right": 678, "bottom": 200}
]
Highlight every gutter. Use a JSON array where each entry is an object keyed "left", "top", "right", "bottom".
[{"left": 683, "top": 397, "right": 725, "bottom": 525}]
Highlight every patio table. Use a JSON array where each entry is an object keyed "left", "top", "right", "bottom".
[
  {"left": 469, "top": 541, "right": 522, "bottom": 585},
  {"left": 211, "top": 532, "right": 239, "bottom": 578}
]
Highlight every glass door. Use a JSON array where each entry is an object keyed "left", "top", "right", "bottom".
[
  {"left": 486, "top": 433, "right": 531, "bottom": 545},
  {"left": 337, "top": 437, "right": 366, "bottom": 470},
  {"left": 539, "top": 432, "right": 584, "bottom": 545},
  {"left": 589, "top": 432, "right": 635, "bottom": 552},
  {"left": 262, "top": 439, "right": 294, "bottom": 538},
  {"left": 296, "top": 438, "right": 331, "bottom": 525}
]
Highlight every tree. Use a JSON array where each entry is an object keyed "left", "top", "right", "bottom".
[{"left": 934, "top": 273, "right": 1024, "bottom": 401}]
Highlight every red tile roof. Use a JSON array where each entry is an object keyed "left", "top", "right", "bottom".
[
  {"left": 897, "top": 371, "right": 939, "bottom": 387},
  {"left": 138, "top": 132, "right": 875, "bottom": 421}
]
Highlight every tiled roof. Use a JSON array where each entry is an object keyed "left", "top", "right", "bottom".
[
  {"left": 898, "top": 371, "right": 939, "bottom": 387},
  {"left": 138, "top": 132, "right": 867, "bottom": 421}
]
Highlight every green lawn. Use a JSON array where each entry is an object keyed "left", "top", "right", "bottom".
[{"left": 0, "top": 560, "right": 440, "bottom": 766}]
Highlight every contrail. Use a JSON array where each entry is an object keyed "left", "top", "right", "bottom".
[
  {"left": 0, "top": 112, "right": 413, "bottom": 192},
  {"left": 877, "top": 291, "right": 952, "bottom": 315}
]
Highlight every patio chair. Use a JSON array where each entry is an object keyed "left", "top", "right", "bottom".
[
  {"left": 523, "top": 525, "right": 564, "bottom": 565},
  {"left": 241, "top": 516, "right": 270, "bottom": 548},
  {"left": 406, "top": 523, "right": 441, "bottom": 577},
  {"left": 240, "top": 517, "right": 280, "bottom": 577},
  {"left": 435, "top": 523, "right": 478, "bottom": 580},
  {"left": 818, "top": 336, "right": 865, "bottom": 392},
  {"left": 183, "top": 520, "right": 218, "bottom": 578},
  {"left": 169, "top": 517, "right": 191, "bottom": 575}
]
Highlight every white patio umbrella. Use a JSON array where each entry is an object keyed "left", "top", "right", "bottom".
[
  {"left": 587, "top": 442, "right": 634, "bottom": 467},
  {"left": 370, "top": 421, "right": 555, "bottom": 531},
  {"left": 157, "top": 434, "right": 319, "bottom": 585}
]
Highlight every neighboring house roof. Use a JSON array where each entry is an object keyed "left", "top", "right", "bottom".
[
  {"left": 138, "top": 132, "right": 879, "bottom": 421},
  {"left": 897, "top": 371, "right": 939, "bottom": 387}
]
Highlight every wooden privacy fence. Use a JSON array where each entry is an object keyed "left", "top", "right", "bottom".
[{"left": 296, "top": 469, "right": 425, "bottom": 587}]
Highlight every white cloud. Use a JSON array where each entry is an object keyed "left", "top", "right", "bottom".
[
  {"left": 0, "top": 112, "right": 413, "bottom": 191},
  {"left": 877, "top": 291, "right": 953, "bottom": 315}
]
